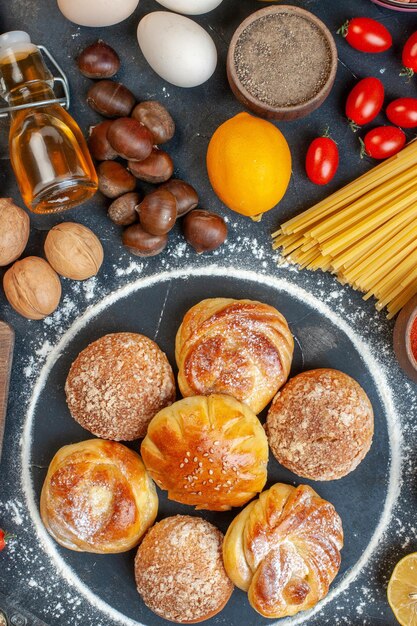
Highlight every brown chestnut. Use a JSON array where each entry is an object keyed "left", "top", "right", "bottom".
[
  {"left": 159, "top": 179, "right": 198, "bottom": 217},
  {"left": 138, "top": 189, "right": 177, "bottom": 236},
  {"left": 88, "top": 121, "right": 118, "bottom": 161},
  {"left": 132, "top": 101, "right": 175, "bottom": 145},
  {"left": 122, "top": 224, "right": 167, "bottom": 257},
  {"left": 128, "top": 148, "right": 173, "bottom": 184},
  {"left": 107, "top": 118, "right": 153, "bottom": 162},
  {"left": 77, "top": 41, "right": 120, "bottom": 79},
  {"left": 108, "top": 192, "right": 141, "bottom": 226},
  {"left": 87, "top": 80, "right": 135, "bottom": 118},
  {"left": 183, "top": 210, "right": 227, "bottom": 254},
  {"left": 97, "top": 161, "right": 136, "bottom": 199}
]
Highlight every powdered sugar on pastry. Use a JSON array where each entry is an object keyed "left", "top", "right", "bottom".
[{"left": 15, "top": 266, "right": 402, "bottom": 626}]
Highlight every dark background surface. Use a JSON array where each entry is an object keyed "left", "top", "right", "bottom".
[{"left": 0, "top": 0, "right": 417, "bottom": 625}]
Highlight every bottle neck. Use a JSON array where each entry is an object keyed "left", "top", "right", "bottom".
[
  {"left": 7, "top": 81, "right": 55, "bottom": 110},
  {"left": 0, "top": 46, "right": 54, "bottom": 113}
]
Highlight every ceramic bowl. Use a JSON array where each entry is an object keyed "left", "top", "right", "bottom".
[
  {"left": 226, "top": 5, "right": 338, "bottom": 121},
  {"left": 370, "top": 0, "right": 417, "bottom": 12},
  {"left": 393, "top": 294, "right": 417, "bottom": 383}
]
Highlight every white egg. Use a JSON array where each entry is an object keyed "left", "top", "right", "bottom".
[
  {"left": 57, "top": 0, "right": 140, "bottom": 27},
  {"left": 137, "top": 12, "right": 217, "bottom": 88},
  {"left": 154, "top": 0, "right": 223, "bottom": 15}
]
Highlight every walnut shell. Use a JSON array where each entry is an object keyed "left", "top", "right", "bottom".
[
  {"left": 3, "top": 257, "right": 61, "bottom": 320},
  {"left": 44, "top": 222, "right": 104, "bottom": 280},
  {"left": 0, "top": 198, "right": 30, "bottom": 266}
]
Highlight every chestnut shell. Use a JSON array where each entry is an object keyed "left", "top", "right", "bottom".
[
  {"left": 87, "top": 80, "right": 135, "bottom": 118},
  {"left": 122, "top": 224, "right": 168, "bottom": 257},
  {"left": 183, "top": 210, "right": 228, "bottom": 254},
  {"left": 160, "top": 179, "right": 198, "bottom": 218},
  {"left": 107, "top": 118, "right": 153, "bottom": 162},
  {"left": 138, "top": 190, "right": 177, "bottom": 236},
  {"left": 97, "top": 161, "right": 136, "bottom": 199},
  {"left": 77, "top": 41, "right": 120, "bottom": 79},
  {"left": 128, "top": 149, "right": 173, "bottom": 184}
]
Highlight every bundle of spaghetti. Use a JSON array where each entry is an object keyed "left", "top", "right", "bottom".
[{"left": 272, "top": 140, "right": 417, "bottom": 318}]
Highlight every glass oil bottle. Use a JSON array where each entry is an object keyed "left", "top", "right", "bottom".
[{"left": 0, "top": 31, "right": 98, "bottom": 214}]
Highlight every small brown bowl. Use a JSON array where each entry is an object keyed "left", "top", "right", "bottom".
[
  {"left": 393, "top": 294, "right": 417, "bottom": 383},
  {"left": 227, "top": 5, "right": 338, "bottom": 121}
]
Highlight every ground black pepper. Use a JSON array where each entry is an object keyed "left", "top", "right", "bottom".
[{"left": 234, "top": 13, "right": 332, "bottom": 108}]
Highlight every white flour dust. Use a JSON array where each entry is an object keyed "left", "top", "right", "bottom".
[{"left": 0, "top": 233, "right": 414, "bottom": 626}]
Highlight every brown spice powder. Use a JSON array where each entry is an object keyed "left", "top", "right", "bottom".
[{"left": 234, "top": 13, "right": 332, "bottom": 108}]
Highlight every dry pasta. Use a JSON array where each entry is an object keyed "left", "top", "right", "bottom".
[{"left": 272, "top": 140, "right": 417, "bottom": 319}]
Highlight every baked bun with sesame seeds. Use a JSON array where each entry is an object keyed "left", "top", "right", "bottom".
[
  {"left": 175, "top": 298, "right": 294, "bottom": 414},
  {"left": 266, "top": 369, "right": 374, "bottom": 481},
  {"left": 140, "top": 394, "right": 268, "bottom": 511},
  {"left": 65, "top": 332, "right": 176, "bottom": 441},
  {"left": 135, "top": 515, "right": 233, "bottom": 623},
  {"left": 40, "top": 439, "right": 158, "bottom": 553}
]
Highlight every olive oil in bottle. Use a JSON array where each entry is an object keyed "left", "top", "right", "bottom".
[{"left": 0, "top": 31, "right": 97, "bottom": 214}]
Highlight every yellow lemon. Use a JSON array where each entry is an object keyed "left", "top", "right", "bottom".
[
  {"left": 206, "top": 112, "right": 291, "bottom": 219},
  {"left": 388, "top": 552, "right": 417, "bottom": 625}
]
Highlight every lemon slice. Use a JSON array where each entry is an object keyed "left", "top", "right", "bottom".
[{"left": 388, "top": 553, "right": 417, "bottom": 625}]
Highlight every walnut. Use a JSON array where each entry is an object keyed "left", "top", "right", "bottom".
[
  {"left": 0, "top": 198, "right": 30, "bottom": 266},
  {"left": 3, "top": 256, "right": 61, "bottom": 320},
  {"left": 44, "top": 222, "right": 104, "bottom": 280}
]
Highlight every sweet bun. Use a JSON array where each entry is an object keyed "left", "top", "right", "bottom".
[
  {"left": 223, "top": 483, "right": 343, "bottom": 619},
  {"left": 40, "top": 439, "right": 158, "bottom": 553},
  {"left": 175, "top": 298, "right": 294, "bottom": 414},
  {"left": 135, "top": 515, "right": 233, "bottom": 623},
  {"left": 266, "top": 368, "right": 374, "bottom": 480},
  {"left": 65, "top": 332, "right": 176, "bottom": 440},
  {"left": 141, "top": 394, "right": 268, "bottom": 511}
]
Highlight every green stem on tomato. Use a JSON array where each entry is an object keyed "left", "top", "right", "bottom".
[
  {"left": 400, "top": 67, "right": 414, "bottom": 81},
  {"left": 336, "top": 21, "right": 349, "bottom": 38},
  {"left": 359, "top": 137, "right": 368, "bottom": 160}
]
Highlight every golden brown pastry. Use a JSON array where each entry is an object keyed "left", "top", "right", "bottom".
[
  {"left": 223, "top": 483, "right": 343, "bottom": 619},
  {"left": 40, "top": 439, "right": 158, "bottom": 553},
  {"left": 175, "top": 298, "right": 294, "bottom": 414},
  {"left": 141, "top": 394, "right": 268, "bottom": 511},
  {"left": 65, "top": 332, "right": 175, "bottom": 440},
  {"left": 266, "top": 368, "right": 374, "bottom": 480},
  {"left": 135, "top": 515, "right": 233, "bottom": 623}
]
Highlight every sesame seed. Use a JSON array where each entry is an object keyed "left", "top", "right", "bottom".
[
  {"left": 208, "top": 469, "right": 214, "bottom": 475},
  {"left": 198, "top": 462, "right": 203, "bottom": 467},
  {"left": 180, "top": 463, "right": 184, "bottom": 469},
  {"left": 214, "top": 440, "right": 220, "bottom": 445},
  {"left": 203, "top": 452, "right": 209, "bottom": 457},
  {"left": 184, "top": 458, "right": 189, "bottom": 463},
  {"left": 186, "top": 451, "right": 191, "bottom": 457},
  {"left": 209, "top": 458, "right": 214, "bottom": 463},
  {"left": 209, "top": 448, "right": 214, "bottom": 454},
  {"left": 197, "top": 491, "right": 202, "bottom": 496},
  {"left": 208, "top": 479, "right": 214, "bottom": 484},
  {"left": 193, "top": 456, "right": 198, "bottom": 462}
]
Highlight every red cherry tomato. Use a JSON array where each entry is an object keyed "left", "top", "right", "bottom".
[
  {"left": 0, "top": 529, "right": 12, "bottom": 551},
  {"left": 345, "top": 78, "right": 385, "bottom": 129},
  {"left": 338, "top": 18, "right": 392, "bottom": 53},
  {"left": 402, "top": 31, "right": 417, "bottom": 77},
  {"left": 386, "top": 98, "right": 417, "bottom": 128},
  {"left": 362, "top": 126, "right": 406, "bottom": 160},
  {"left": 306, "top": 136, "right": 339, "bottom": 185}
]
